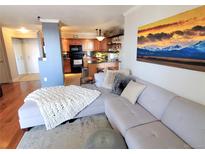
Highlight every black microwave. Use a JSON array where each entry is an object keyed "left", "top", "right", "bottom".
[{"left": 70, "top": 45, "right": 82, "bottom": 52}]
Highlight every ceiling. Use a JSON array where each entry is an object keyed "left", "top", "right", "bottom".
[{"left": 0, "top": 5, "right": 134, "bottom": 34}]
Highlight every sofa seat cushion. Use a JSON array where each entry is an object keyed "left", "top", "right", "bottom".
[
  {"left": 161, "top": 96, "right": 205, "bottom": 149},
  {"left": 125, "top": 121, "right": 190, "bottom": 149},
  {"left": 105, "top": 96, "right": 157, "bottom": 136}
]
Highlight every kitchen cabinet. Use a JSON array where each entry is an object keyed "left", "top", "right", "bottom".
[
  {"left": 61, "top": 39, "right": 82, "bottom": 52},
  {"left": 94, "top": 39, "right": 100, "bottom": 51},
  {"left": 82, "top": 39, "right": 94, "bottom": 51},
  {"left": 94, "top": 39, "right": 108, "bottom": 51},
  {"left": 61, "top": 38, "right": 108, "bottom": 52},
  {"left": 64, "top": 58, "right": 71, "bottom": 73},
  {"left": 61, "top": 38, "right": 69, "bottom": 52},
  {"left": 100, "top": 39, "right": 108, "bottom": 51},
  {"left": 69, "top": 39, "right": 82, "bottom": 45},
  {"left": 88, "top": 63, "right": 97, "bottom": 77}
]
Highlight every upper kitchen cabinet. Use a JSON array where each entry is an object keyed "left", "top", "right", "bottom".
[
  {"left": 69, "top": 39, "right": 82, "bottom": 45},
  {"left": 61, "top": 38, "right": 69, "bottom": 52},
  {"left": 61, "top": 38, "right": 108, "bottom": 52},
  {"left": 94, "top": 39, "right": 100, "bottom": 51},
  {"left": 82, "top": 39, "right": 94, "bottom": 51},
  {"left": 100, "top": 39, "right": 108, "bottom": 51},
  {"left": 94, "top": 39, "right": 108, "bottom": 51}
]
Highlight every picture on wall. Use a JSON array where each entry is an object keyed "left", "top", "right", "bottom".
[{"left": 137, "top": 6, "right": 205, "bottom": 72}]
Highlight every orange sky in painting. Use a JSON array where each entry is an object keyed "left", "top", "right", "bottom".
[{"left": 137, "top": 6, "right": 205, "bottom": 48}]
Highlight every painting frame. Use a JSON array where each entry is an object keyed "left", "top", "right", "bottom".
[{"left": 137, "top": 6, "right": 205, "bottom": 72}]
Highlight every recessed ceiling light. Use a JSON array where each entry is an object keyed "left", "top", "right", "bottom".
[{"left": 18, "top": 27, "right": 29, "bottom": 33}]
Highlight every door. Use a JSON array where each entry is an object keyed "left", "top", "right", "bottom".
[
  {"left": 22, "top": 39, "right": 40, "bottom": 74},
  {"left": 12, "top": 38, "right": 26, "bottom": 74}
]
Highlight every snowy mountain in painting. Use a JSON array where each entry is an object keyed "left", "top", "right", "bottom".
[{"left": 137, "top": 41, "right": 205, "bottom": 60}]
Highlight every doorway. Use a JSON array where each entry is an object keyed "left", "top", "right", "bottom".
[{"left": 12, "top": 38, "right": 40, "bottom": 82}]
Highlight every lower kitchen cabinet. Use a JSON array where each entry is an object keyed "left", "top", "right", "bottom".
[{"left": 64, "top": 59, "right": 71, "bottom": 73}]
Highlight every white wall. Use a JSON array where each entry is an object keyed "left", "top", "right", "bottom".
[{"left": 121, "top": 5, "right": 205, "bottom": 105}]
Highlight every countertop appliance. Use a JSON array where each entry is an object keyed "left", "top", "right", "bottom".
[{"left": 69, "top": 45, "right": 84, "bottom": 73}]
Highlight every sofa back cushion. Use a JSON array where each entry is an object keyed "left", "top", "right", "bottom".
[
  {"left": 121, "top": 80, "right": 146, "bottom": 104},
  {"left": 102, "top": 69, "right": 130, "bottom": 89},
  {"left": 111, "top": 73, "right": 135, "bottom": 95},
  {"left": 161, "top": 96, "right": 205, "bottom": 148},
  {"left": 94, "top": 72, "right": 105, "bottom": 87},
  {"left": 134, "top": 77, "right": 176, "bottom": 119}
]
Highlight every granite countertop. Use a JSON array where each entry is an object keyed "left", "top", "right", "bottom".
[
  {"left": 63, "top": 58, "right": 70, "bottom": 60},
  {"left": 88, "top": 60, "right": 120, "bottom": 64}
]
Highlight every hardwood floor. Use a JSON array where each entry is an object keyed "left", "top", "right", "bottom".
[
  {"left": 64, "top": 73, "right": 81, "bottom": 86},
  {"left": 0, "top": 73, "right": 81, "bottom": 149},
  {"left": 0, "top": 81, "right": 41, "bottom": 149}
]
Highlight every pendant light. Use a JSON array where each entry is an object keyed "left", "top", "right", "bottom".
[{"left": 96, "top": 29, "right": 105, "bottom": 41}]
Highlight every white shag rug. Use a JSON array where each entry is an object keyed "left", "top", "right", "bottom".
[{"left": 17, "top": 114, "right": 112, "bottom": 149}]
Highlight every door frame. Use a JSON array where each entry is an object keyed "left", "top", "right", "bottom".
[{"left": 0, "top": 29, "right": 11, "bottom": 83}]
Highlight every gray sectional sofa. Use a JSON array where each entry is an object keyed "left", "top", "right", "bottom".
[
  {"left": 105, "top": 76, "right": 205, "bottom": 149},
  {"left": 18, "top": 73, "right": 205, "bottom": 149}
]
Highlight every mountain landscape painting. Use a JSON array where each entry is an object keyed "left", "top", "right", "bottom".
[{"left": 137, "top": 6, "right": 205, "bottom": 72}]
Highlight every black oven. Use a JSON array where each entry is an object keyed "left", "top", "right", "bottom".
[
  {"left": 70, "top": 45, "right": 82, "bottom": 52},
  {"left": 69, "top": 45, "right": 84, "bottom": 73}
]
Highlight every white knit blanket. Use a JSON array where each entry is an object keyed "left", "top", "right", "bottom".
[{"left": 24, "top": 85, "right": 101, "bottom": 130}]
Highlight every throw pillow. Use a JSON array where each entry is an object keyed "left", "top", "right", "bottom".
[
  {"left": 102, "top": 69, "right": 130, "bottom": 89},
  {"left": 121, "top": 80, "right": 146, "bottom": 104},
  {"left": 94, "top": 72, "right": 105, "bottom": 87},
  {"left": 111, "top": 73, "right": 134, "bottom": 95}
]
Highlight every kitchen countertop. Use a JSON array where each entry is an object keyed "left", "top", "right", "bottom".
[
  {"left": 63, "top": 58, "right": 70, "bottom": 60},
  {"left": 88, "top": 60, "right": 120, "bottom": 64}
]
